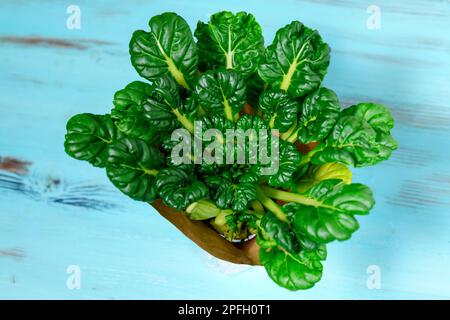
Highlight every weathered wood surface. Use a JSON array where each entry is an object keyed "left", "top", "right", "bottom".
[{"left": 0, "top": 0, "right": 449, "bottom": 299}]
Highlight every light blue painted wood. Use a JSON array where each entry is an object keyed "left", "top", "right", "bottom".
[{"left": 0, "top": 0, "right": 449, "bottom": 299}]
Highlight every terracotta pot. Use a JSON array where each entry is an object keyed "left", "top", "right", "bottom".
[{"left": 152, "top": 199, "right": 261, "bottom": 265}]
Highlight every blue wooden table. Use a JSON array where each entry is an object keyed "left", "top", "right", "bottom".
[{"left": 1, "top": 0, "right": 449, "bottom": 299}]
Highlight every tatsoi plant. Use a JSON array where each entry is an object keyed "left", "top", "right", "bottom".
[{"left": 64, "top": 11, "right": 397, "bottom": 291}]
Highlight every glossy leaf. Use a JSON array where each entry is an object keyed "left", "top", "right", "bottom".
[
  {"left": 297, "top": 87, "right": 340, "bottom": 144},
  {"left": 259, "top": 246, "right": 324, "bottom": 291},
  {"left": 195, "top": 11, "right": 264, "bottom": 78},
  {"left": 64, "top": 113, "right": 120, "bottom": 168},
  {"left": 141, "top": 76, "right": 196, "bottom": 133},
  {"left": 195, "top": 69, "right": 246, "bottom": 121},
  {"left": 258, "top": 21, "right": 330, "bottom": 98},
  {"left": 290, "top": 180, "right": 374, "bottom": 243},
  {"left": 235, "top": 114, "right": 268, "bottom": 162},
  {"left": 258, "top": 212, "right": 298, "bottom": 253},
  {"left": 312, "top": 116, "right": 381, "bottom": 167},
  {"left": 155, "top": 167, "right": 209, "bottom": 210},
  {"left": 342, "top": 102, "right": 398, "bottom": 165},
  {"left": 235, "top": 114, "right": 267, "bottom": 132},
  {"left": 246, "top": 72, "right": 266, "bottom": 107},
  {"left": 206, "top": 169, "right": 258, "bottom": 211},
  {"left": 256, "top": 141, "right": 302, "bottom": 188},
  {"left": 129, "top": 12, "right": 198, "bottom": 90},
  {"left": 296, "top": 162, "right": 352, "bottom": 193},
  {"left": 111, "top": 81, "right": 159, "bottom": 142},
  {"left": 342, "top": 102, "right": 394, "bottom": 134},
  {"left": 258, "top": 90, "right": 299, "bottom": 132},
  {"left": 258, "top": 207, "right": 326, "bottom": 290},
  {"left": 106, "top": 137, "right": 164, "bottom": 202}
]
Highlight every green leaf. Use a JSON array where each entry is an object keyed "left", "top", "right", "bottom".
[
  {"left": 155, "top": 167, "right": 209, "bottom": 210},
  {"left": 113, "top": 81, "right": 153, "bottom": 111},
  {"left": 290, "top": 180, "right": 374, "bottom": 243},
  {"left": 206, "top": 169, "right": 258, "bottom": 211},
  {"left": 256, "top": 141, "right": 302, "bottom": 188},
  {"left": 195, "top": 11, "right": 264, "bottom": 78},
  {"left": 236, "top": 114, "right": 268, "bottom": 160},
  {"left": 195, "top": 69, "right": 246, "bottom": 121},
  {"left": 64, "top": 113, "right": 120, "bottom": 168},
  {"left": 129, "top": 12, "right": 198, "bottom": 90},
  {"left": 235, "top": 114, "right": 267, "bottom": 131},
  {"left": 258, "top": 21, "right": 330, "bottom": 98},
  {"left": 258, "top": 212, "right": 298, "bottom": 253},
  {"left": 246, "top": 72, "right": 266, "bottom": 107},
  {"left": 200, "top": 113, "right": 236, "bottom": 133},
  {"left": 141, "top": 76, "right": 195, "bottom": 133},
  {"left": 258, "top": 90, "right": 299, "bottom": 132},
  {"left": 297, "top": 87, "right": 340, "bottom": 144},
  {"left": 342, "top": 102, "right": 398, "bottom": 165},
  {"left": 342, "top": 102, "right": 394, "bottom": 134},
  {"left": 312, "top": 116, "right": 381, "bottom": 167},
  {"left": 257, "top": 208, "right": 326, "bottom": 290},
  {"left": 296, "top": 162, "right": 352, "bottom": 193},
  {"left": 259, "top": 247, "right": 324, "bottom": 291},
  {"left": 106, "top": 137, "right": 163, "bottom": 202},
  {"left": 111, "top": 81, "right": 159, "bottom": 142}
]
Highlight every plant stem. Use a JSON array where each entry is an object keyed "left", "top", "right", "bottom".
[
  {"left": 250, "top": 200, "right": 265, "bottom": 214},
  {"left": 197, "top": 105, "right": 207, "bottom": 117},
  {"left": 186, "top": 199, "right": 223, "bottom": 220},
  {"left": 173, "top": 108, "right": 194, "bottom": 134},
  {"left": 298, "top": 144, "right": 324, "bottom": 166},
  {"left": 280, "top": 122, "right": 297, "bottom": 141},
  {"left": 256, "top": 186, "right": 289, "bottom": 223},
  {"left": 260, "top": 185, "right": 323, "bottom": 207},
  {"left": 244, "top": 209, "right": 264, "bottom": 220},
  {"left": 286, "top": 129, "right": 299, "bottom": 143},
  {"left": 268, "top": 114, "right": 277, "bottom": 129}
]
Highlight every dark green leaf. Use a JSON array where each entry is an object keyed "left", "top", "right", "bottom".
[
  {"left": 106, "top": 137, "right": 164, "bottom": 202},
  {"left": 258, "top": 208, "right": 326, "bottom": 290},
  {"left": 141, "top": 76, "right": 195, "bottom": 133},
  {"left": 290, "top": 180, "right": 374, "bottom": 243},
  {"left": 199, "top": 113, "right": 236, "bottom": 133},
  {"left": 111, "top": 81, "right": 159, "bottom": 142},
  {"left": 235, "top": 114, "right": 267, "bottom": 131},
  {"left": 64, "top": 113, "right": 120, "bottom": 168},
  {"left": 155, "top": 167, "right": 209, "bottom": 210},
  {"left": 258, "top": 141, "right": 302, "bottom": 188},
  {"left": 259, "top": 246, "right": 324, "bottom": 291},
  {"left": 258, "top": 90, "right": 299, "bottom": 132},
  {"left": 297, "top": 87, "right": 340, "bottom": 144},
  {"left": 342, "top": 102, "right": 398, "bottom": 165},
  {"left": 258, "top": 212, "right": 298, "bottom": 253},
  {"left": 246, "top": 72, "right": 266, "bottom": 107},
  {"left": 206, "top": 169, "right": 258, "bottom": 211},
  {"left": 195, "top": 11, "right": 264, "bottom": 78},
  {"left": 129, "top": 12, "right": 198, "bottom": 90},
  {"left": 236, "top": 115, "right": 268, "bottom": 162},
  {"left": 195, "top": 70, "right": 246, "bottom": 121},
  {"left": 258, "top": 21, "right": 330, "bottom": 98},
  {"left": 342, "top": 102, "right": 394, "bottom": 134},
  {"left": 312, "top": 116, "right": 380, "bottom": 167}
]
